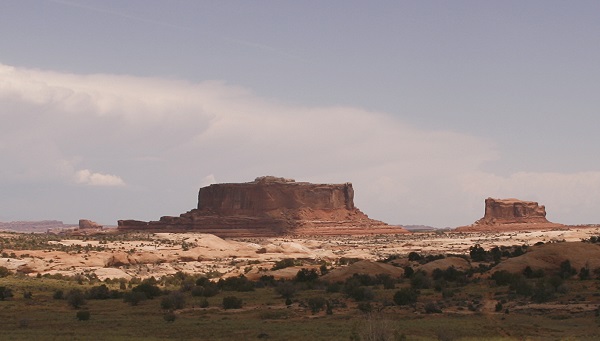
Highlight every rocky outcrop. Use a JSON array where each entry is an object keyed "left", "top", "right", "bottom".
[
  {"left": 79, "top": 219, "right": 103, "bottom": 229},
  {"left": 118, "top": 176, "right": 408, "bottom": 237},
  {"left": 455, "top": 198, "right": 563, "bottom": 232}
]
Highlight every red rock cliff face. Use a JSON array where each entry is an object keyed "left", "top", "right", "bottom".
[
  {"left": 118, "top": 176, "right": 407, "bottom": 237},
  {"left": 198, "top": 176, "right": 354, "bottom": 214},
  {"left": 478, "top": 198, "right": 549, "bottom": 225},
  {"left": 455, "top": 197, "right": 562, "bottom": 232}
]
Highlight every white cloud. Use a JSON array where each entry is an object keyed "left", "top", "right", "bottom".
[
  {"left": 1, "top": 62, "right": 599, "bottom": 226},
  {"left": 75, "top": 169, "right": 125, "bottom": 187}
]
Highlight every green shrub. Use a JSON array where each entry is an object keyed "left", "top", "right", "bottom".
[
  {"left": 222, "top": 296, "right": 243, "bottom": 309},
  {"left": 272, "top": 258, "right": 298, "bottom": 270},
  {"left": 86, "top": 284, "right": 110, "bottom": 299},
  {"left": 307, "top": 297, "right": 326, "bottom": 314},
  {"left": 123, "top": 291, "right": 147, "bottom": 306},
  {"left": 491, "top": 270, "right": 514, "bottom": 286},
  {"left": 53, "top": 290, "right": 64, "bottom": 300},
  {"left": 132, "top": 282, "right": 162, "bottom": 299},
  {"left": 294, "top": 268, "right": 319, "bottom": 283},
  {"left": 66, "top": 289, "right": 86, "bottom": 308},
  {"left": 559, "top": 260, "right": 577, "bottom": 279},
  {"left": 0, "top": 266, "right": 11, "bottom": 277},
  {"left": 424, "top": 301, "right": 442, "bottom": 314},
  {"left": 410, "top": 271, "right": 431, "bottom": 289},
  {"left": 0, "top": 286, "right": 13, "bottom": 301},
  {"left": 408, "top": 252, "right": 422, "bottom": 261},
  {"left": 275, "top": 281, "right": 296, "bottom": 299},
  {"left": 218, "top": 275, "right": 255, "bottom": 292},
  {"left": 161, "top": 291, "right": 186, "bottom": 310},
  {"left": 393, "top": 288, "right": 418, "bottom": 306}
]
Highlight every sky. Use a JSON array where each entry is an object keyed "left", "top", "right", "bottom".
[{"left": 1, "top": 1, "right": 600, "bottom": 227}]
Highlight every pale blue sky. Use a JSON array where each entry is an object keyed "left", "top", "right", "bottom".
[{"left": 1, "top": 1, "right": 600, "bottom": 227}]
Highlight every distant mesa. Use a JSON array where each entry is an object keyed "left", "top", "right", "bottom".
[
  {"left": 0, "top": 220, "right": 77, "bottom": 233},
  {"left": 455, "top": 197, "right": 563, "bottom": 232},
  {"left": 118, "top": 176, "right": 408, "bottom": 237}
]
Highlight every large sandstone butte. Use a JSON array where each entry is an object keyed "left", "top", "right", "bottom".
[
  {"left": 455, "top": 197, "right": 563, "bottom": 232},
  {"left": 118, "top": 176, "right": 408, "bottom": 237}
]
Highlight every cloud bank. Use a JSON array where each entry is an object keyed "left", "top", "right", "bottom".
[{"left": 1, "top": 63, "right": 600, "bottom": 226}]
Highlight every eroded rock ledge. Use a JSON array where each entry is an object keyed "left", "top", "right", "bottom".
[{"left": 118, "top": 176, "right": 408, "bottom": 237}]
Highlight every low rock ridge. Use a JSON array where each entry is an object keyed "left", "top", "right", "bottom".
[
  {"left": 455, "top": 197, "right": 563, "bottom": 232},
  {"left": 118, "top": 176, "right": 408, "bottom": 237}
]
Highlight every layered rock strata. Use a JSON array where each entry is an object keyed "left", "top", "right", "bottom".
[
  {"left": 118, "top": 176, "right": 408, "bottom": 237},
  {"left": 455, "top": 197, "right": 563, "bottom": 232}
]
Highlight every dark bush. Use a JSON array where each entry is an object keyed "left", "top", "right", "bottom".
[
  {"left": 53, "top": 290, "right": 64, "bottom": 300},
  {"left": 491, "top": 270, "right": 514, "bottom": 286},
  {"left": 161, "top": 291, "right": 186, "bottom": 310},
  {"left": 222, "top": 296, "right": 243, "bottom": 309},
  {"left": 408, "top": 252, "right": 422, "bottom": 261},
  {"left": 76, "top": 310, "right": 90, "bottom": 321},
  {"left": 0, "top": 286, "right": 13, "bottom": 301},
  {"left": 320, "top": 264, "right": 328, "bottom": 275},
  {"left": 410, "top": 271, "right": 431, "bottom": 289},
  {"left": 193, "top": 279, "right": 220, "bottom": 297},
  {"left": 393, "top": 288, "right": 418, "bottom": 306},
  {"left": 490, "top": 247, "right": 502, "bottom": 263},
  {"left": 403, "top": 266, "right": 414, "bottom": 278},
  {"left": 307, "top": 297, "right": 326, "bottom": 314},
  {"left": 509, "top": 275, "right": 533, "bottom": 296},
  {"left": 325, "top": 282, "right": 341, "bottom": 293},
  {"left": 424, "top": 301, "right": 442, "bottom": 314},
  {"left": 294, "top": 268, "right": 319, "bottom": 283},
  {"left": 275, "top": 281, "right": 296, "bottom": 299},
  {"left": 86, "top": 284, "right": 110, "bottom": 300},
  {"left": 163, "top": 311, "right": 176, "bottom": 322},
  {"left": 432, "top": 266, "right": 466, "bottom": 283},
  {"left": 531, "top": 280, "right": 555, "bottom": 303},
  {"left": 218, "top": 275, "right": 255, "bottom": 292},
  {"left": 523, "top": 266, "right": 545, "bottom": 279},
  {"left": 357, "top": 302, "right": 372, "bottom": 313},
  {"left": 469, "top": 244, "right": 487, "bottom": 262},
  {"left": 198, "top": 298, "right": 209, "bottom": 308},
  {"left": 272, "top": 258, "right": 298, "bottom": 270},
  {"left": 258, "top": 275, "right": 276, "bottom": 287},
  {"left": 123, "top": 291, "right": 147, "bottom": 306},
  {"left": 132, "top": 282, "right": 162, "bottom": 299},
  {"left": 579, "top": 267, "right": 590, "bottom": 280},
  {"left": 343, "top": 278, "right": 374, "bottom": 301},
  {"left": 66, "top": 289, "right": 86, "bottom": 308},
  {"left": 0, "top": 266, "right": 11, "bottom": 277},
  {"left": 559, "top": 260, "right": 577, "bottom": 279}
]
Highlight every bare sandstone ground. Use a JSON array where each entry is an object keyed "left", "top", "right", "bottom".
[{"left": 1, "top": 226, "right": 598, "bottom": 281}]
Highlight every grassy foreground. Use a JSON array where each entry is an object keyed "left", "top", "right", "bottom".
[{"left": 1, "top": 274, "right": 599, "bottom": 341}]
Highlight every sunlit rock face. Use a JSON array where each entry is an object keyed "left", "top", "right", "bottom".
[{"left": 118, "top": 176, "right": 407, "bottom": 237}]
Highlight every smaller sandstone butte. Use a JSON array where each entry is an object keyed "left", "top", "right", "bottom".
[
  {"left": 79, "top": 219, "right": 103, "bottom": 229},
  {"left": 118, "top": 176, "right": 408, "bottom": 237},
  {"left": 455, "top": 197, "right": 563, "bottom": 232}
]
